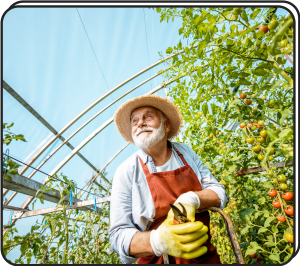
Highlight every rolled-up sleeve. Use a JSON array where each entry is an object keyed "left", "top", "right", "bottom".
[
  {"left": 186, "top": 144, "right": 229, "bottom": 209},
  {"left": 109, "top": 167, "right": 139, "bottom": 264}
]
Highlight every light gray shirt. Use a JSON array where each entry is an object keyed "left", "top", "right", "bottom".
[{"left": 109, "top": 141, "right": 229, "bottom": 264}]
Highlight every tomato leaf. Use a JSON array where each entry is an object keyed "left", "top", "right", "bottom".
[
  {"left": 239, "top": 208, "right": 255, "bottom": 222},
  {"left": 202, "top": 102, "right": 208, "bottom": 117},
  {"left": 257, "top": 197, "right": 266, "bottom": 204},
  {"left": 271, "top": 225, "right": 278, "bottom": 233},
  {"left": 258, "top": 227, "right": 268, "bottom": 234},
  {"left": 267, "top": 128, "right": 279, "bottom": 140},
  {"left": 269, "top": 254, "right": 280, "bottom": 263},
  {"left": 245, "top": 248, "right": 257, "bottom": 257},
  {"left": 279, "top": 128, "right": 293, "bottom": 140},
  {"left": 241, "top": 226, "right": 249, "bottom": 235},
  {"left": 279, "top": 108, "right": 292, "bottom": 126},
  {"left": 264, "top": 217, "right": 274, "bottom": 227}
]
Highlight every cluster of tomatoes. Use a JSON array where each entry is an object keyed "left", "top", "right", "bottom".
[
  {"left": 239, "top": 123, "right": 276, "bottom": 161},
  {"left": 268, "top": 188, "right": 294, "bottom": 243}
]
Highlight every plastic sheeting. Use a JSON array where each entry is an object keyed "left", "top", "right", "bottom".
[{"left": 2, "top": 7, "right": 183, "bottom": 261}]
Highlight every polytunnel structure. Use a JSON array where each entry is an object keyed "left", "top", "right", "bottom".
[{"left": 2, "top": 4, "right": 296, "bottom": 265}]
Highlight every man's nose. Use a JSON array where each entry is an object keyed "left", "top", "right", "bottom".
[{"left": 137, "top": 119, "right": 147, "bottom": 128}]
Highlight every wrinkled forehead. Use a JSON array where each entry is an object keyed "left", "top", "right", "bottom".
[{"left": 130, "top": 106, "right": 159, "bottom": 119}]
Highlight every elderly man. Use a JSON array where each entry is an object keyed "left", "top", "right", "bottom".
[{"left": 109, "top": 94, "right": 228, "bottom": 264}]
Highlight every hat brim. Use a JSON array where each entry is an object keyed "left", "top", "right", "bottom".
[{"left": 114, "top": 94, "right": 183, "bottom": 144}]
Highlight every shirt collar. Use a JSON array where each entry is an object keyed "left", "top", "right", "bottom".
[{"left": 138, "top": 140, "right": 174, "bottom": 164}]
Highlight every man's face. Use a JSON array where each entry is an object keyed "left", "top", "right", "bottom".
[{"left": 131, "top": 106, "right": 169, "bottom": 148}]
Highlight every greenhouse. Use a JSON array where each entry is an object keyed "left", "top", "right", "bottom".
[{"left": 2, "top": 3, "right": 296, "bottom": 265}]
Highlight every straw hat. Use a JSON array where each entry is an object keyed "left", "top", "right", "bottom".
[{"left": 114, "top": 94, "right": 183, "bottom": 144}]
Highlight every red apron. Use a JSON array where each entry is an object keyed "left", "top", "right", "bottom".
[{"left": 138, "top": 148, "right": 221, "bottom": 264}]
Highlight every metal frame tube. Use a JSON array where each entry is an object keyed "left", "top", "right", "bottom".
[
  {"left": 4, "top": 65, "right": 208, "bottom": 233},
  {"left": 78, "top": 143, "right": 129, "bottom": 199},
  {"left": 17, "top": 43, "right": 200, "bottom": 177}
]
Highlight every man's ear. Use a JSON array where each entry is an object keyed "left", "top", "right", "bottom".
[{"left": 165, "top": 120, "right": 171, "bottom": 133}]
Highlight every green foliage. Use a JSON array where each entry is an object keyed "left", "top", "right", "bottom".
[
  {"left": 3, "top": 164, "right": 121, "bottom": 263},
  {"left": 3, "top": 123, "right": 26, "bottom": 180},
  {"left": 156, "top": 7, "right": 293, "bottom": 264}
]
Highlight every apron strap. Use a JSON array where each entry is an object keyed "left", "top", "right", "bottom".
[
  {"left": 138, "top": 156, "right": 151, "bottom": 176},
  {"left": 174, "top": 148, "right": 188, "bottom": 166},
  {"left": 139, "top": 147, "right": 188, "bottom": 175}
]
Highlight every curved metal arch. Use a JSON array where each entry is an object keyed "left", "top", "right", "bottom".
[
  {"left": 3, "top": 63, "right": 175, "bottom": 204},
  {"left": 78, "top": 143, "right": 129, "bottom": 199},
  {"left": 18, "top": 43, "right": 200, "bottom": 177},
  {"left": 5, "top": 65, "right": 209, "bottom": 232}
]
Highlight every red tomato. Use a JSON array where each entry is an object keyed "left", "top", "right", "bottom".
[
  {"left": 247, "top": 123, "right": 252, "bottom": 128},
  {"left": 257, "top": 125, "right": 263, "bottom": 129},
  {"left": 258, "top": 25, "right": 269, "bottom": 34},
  {"left": 250, "top": 253, "right": 257, "bottom": 258},
  {"left": 272, "top": 199, "right": 281, "bottom": 208},
  {"left": 231, "top": 202, "right": 235, "bottom": 207},
  {"left": 268, "top": 189, "right": 277, "bottom": 197},
  {"left": 282, "top": 192, "right": 293, "bottom": 201},
  {"left": 257, "top": 255, "right": 262, "bottom": 261},
  {"left": 284, "top": 205, "right": 294, "bottom": 216},
  {"left": 277, "top": 214, "right": 286, "bottom": 222}
]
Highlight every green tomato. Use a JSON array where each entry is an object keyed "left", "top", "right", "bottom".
[
  {"left": 252, "top": 144, "right": 261, "bottom": 152},
  {"left": 271, "top": 178, "right": 277, "bottom": 184},
  {"left": 258, "top": 120, "right": 264, "bottom": 126},
  {"left": 278, "top": 175, "right": 287, "bottom": 182},
  {"left": 258, "top": 154, "right": 264, "bottom": 160},
  {"left": 257, "top": 137, "right": 266, "bottom": 143},
  {"left": 279, "top": 183, "right": 288, "bottom": 190},
  {"left": 268, "top": 19, "right": 279, "bottom": 30},
  {"left": 280, "top": 39, "right": 288, "bottom": 48}
]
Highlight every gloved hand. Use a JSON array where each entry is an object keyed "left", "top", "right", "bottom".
[
  {"left": 169, "top": 202, "right": 196, "bottom": 223},
  {"left": 150, "top": 209, "right": 208, "bottom": 259},
  {"left": 173, "top": 191, "right": 201, "bottom": 222}
]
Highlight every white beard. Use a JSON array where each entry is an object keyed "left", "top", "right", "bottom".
[{"left": 132, "top": 121, "right": 166, "bottom": 149}]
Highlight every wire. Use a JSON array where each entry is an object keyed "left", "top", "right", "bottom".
[
  {"left": 75, "top": 8, "right": 116, "bottom": 106},
  {"left": 3, "top": 153, "right": 104, "bottom": 198},
  {"left": 143, "top": 8, "right": 152, "bottom": 90}
]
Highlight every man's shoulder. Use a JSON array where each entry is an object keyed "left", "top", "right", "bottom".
[
  {"left": 171, "top": 141, "right": 194, "bottom": 154},
  {"left": 115, "top": 150, "right": 140, "bottom": 175}
]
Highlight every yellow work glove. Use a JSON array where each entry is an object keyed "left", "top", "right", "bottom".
[
  {"left": 174, "top": 191, "right": 201, "bottom": 222},
  {"left": 168, "top": 202, "right": 196, "bottom": 223},
  {"left": 150, "top": 209, "right": 208, "bottom": 259}
]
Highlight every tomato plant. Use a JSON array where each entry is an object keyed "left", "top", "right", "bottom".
[
  {"left": 3, "top": 126, "right": 120, "bottom": 264},
  {"left": 156, "top": 6, "right": 294, "bottom": 264},
  {"left": 3, "top": 6, "right": 294, "bottom": 265}
]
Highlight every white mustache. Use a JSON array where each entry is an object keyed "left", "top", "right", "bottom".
[{"left": 135, "top": 127, "right": 154, "bottom": 136}]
